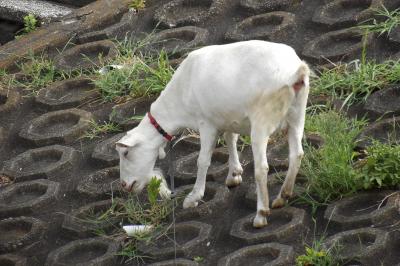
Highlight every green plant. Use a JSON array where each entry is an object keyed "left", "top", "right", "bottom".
[
  {"left": 358, "top": 6, "right": 400, "bottom": 36},
  {"left": 82, "top": 120, "right": 121, "bottom": 139},
  {"left": 23, "top": 14, "right": 38, "bottom": 33},
  {"left": 129, "top": 0, "right": 146, "bottom": 11},
  {"left": 296, "top": 245, "right": 337, "bottom": 266},
  {"left": 193, "top": 256, "right": 204, "bottom": 263},
  {"left": 147, "top": 177, "right": 162, "bottom": 206},
  {"left": 311, "top": 59, "right": 400, "bottom": 104},
  {"left": 93, "top": 50, "right": 174, "bottom": 102},
  {"left": 355, "top": 141, "right": 400, "bottom": 189},
  {"left": 298, "top": 111, "right": 366, "bottom": 210}
]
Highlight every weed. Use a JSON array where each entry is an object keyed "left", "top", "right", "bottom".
[
  {"left": 15, "top": 14, "right": 38, "bottom": 38},
  {"left": 358, "top": 6, "right": 400, "bottom": 36},
  {"left": 147, "top": 177, "right": 162, "bottom": 206},
  {"left": 311, "top": 59, "right": 400, "bottom": 104},
  {"left": 129, "top": 0, "right": 146, "bottom": 12},
  {"left": 296, "top": 245, "right": 337, "bottom": 266},
  {"left": 298, "top": 110, "right": 366, "bottom": 210},
  {"left": 82, "top": 120, "right": 122, "bottom": 139},
  {"left": 355, "top": 141, "right": 400, "bottom": 189},
  {"left": 193, "top": 256, "right": 204, "bottom": 263},
  {"left": 93, "top": 49, "right": 174, "bottom": 102}
]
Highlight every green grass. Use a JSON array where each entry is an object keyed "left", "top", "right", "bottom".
[
  {"left": 93, "top": 38, "right": 174, "bottom": 102},
  {"left": 129, "top": 0, "right": 146, "bottom": 11},
  {"left": 83, "top": 178, "right": 176, "bottom": 263},
  {"left": 298, "top": 110, "right": 366, "bottom": 210},
  {"left": 311, "top": 59, "right": 400, "bottom": 104},
  {"left": 358, "top": 6, "right": 400, "bottom": 36},
  {"left": 16, "top": 14, "right": 38, "bottom": 38},
  {"left": 82, "top": 120, "right": 122, "bottom": 139}
]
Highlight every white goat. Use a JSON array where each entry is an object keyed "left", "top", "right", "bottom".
[{"left": 116, "top": 40, "right": 310, "bottom": 228}]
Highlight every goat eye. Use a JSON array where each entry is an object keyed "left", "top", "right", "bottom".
[{"left": 124, "top": 150, "right": 129, "bottom": 157}]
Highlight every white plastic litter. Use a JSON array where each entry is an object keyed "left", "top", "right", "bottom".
[
  {"left": 98, "top": 64, "right": 125, "bottom": 75},
  {"left": 123, "top": 225, "right": 154, "bottom": 236}
]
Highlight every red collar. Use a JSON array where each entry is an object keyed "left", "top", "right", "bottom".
[{"left": 148, "top": 112, "right": 174, "bottom": 141}]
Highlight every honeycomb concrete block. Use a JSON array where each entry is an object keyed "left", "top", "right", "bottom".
[
  {"left": 138, "top": 221, "right": 212, "bottom": 260},
  {"left": 324, "top": 191, "right": 400, "bottom": 230},
  {"left": 322, "top": 228, "right": 390, "bottom": 265},
  {"left": 91, "top": 133, "right": 125, "bottom": 166},
  {"left": 1, "top": 145, "right": 79, "bottom": 182},
  {"left": 174, "top": 182, "right": 230, "bottom": 220},
  {"left": 0, "top": 179, "right": 61, "bottom": 218},
  {"left": 35, "top": 77, "right": 99, "bottom": 110},
  {"left": 302, "top": 28, "right": 373, "bottom": 63},
  {"left": 364, "top": 85, "right": 400, "bottom": 116},
  {"left": 230, "top": 207, "right": 307, "bottom": 244},
  {"left": 45, "top": 237, "right": 120, "bottom": 266},
  {"left": 389, "top": 25, "right": 400, "bottom": 45},
  {"left": 0, "top": 254, "right": 28, "bottom": 266},
  {"left": 148, "top": 26, "right": 209, "bottom": 57},
  {"left": 154, "top": 0, "right": 228, "bottom": 28},
  {"left": 0, "top": 216, "right": 46, "bottom": 254},
  {"left": 62, "top": 199, "right": 123, "bottom": 238},
  {"left": 312, "top": 0, "right": 383, "bottom": 28},
  {"left": 218, "top": 243, "right": 295, "bottom": 266},
  {"left": 356, "top": 116, "right": 400, "bottom": 149},
  {"left": 239, "top": 0, "right": 295, "bottom": 13},
  {"left": 0, "top": 89, "right": 21, "bottom": 115},
  {"left": 148, "top": 258, "right": 199, "bottom": 266},
  {"left": 54, "top": 40, "right": 118, "bottom": 72},
  {"left": 225, "top": 12, "right": 296, "bottom": 42},
  {"left": 171, "top": 147, "right": 230, "bottom": 185},
  {"left": 110, "top": 96, "right": 155, "bottom": 130},
  {"left": 76, "top": 167, "right": 120, "bottom": 200},
  {"left": 19, "top": 108, "right": 93, "bottom": 146}
]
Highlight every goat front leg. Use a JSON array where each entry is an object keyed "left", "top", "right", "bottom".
[
  {"left": 183, "top": 124, "right": 218, "bottom": 208},
  {"left": 224, "top": 132, "right": 243, "bottom": 187},
  {"left": 251, "top": 126, "right": 271, "bottom": 228}
]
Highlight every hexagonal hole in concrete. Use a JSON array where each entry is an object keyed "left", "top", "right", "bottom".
[
  {"left": 154, "top": 0, "right": 227, "bottom": 28},
  {"left": 302, "top": 28, "right": 371, "bottom": 63},
  {"left": 239, "top": 0, "right": 295, "bottom": 13},
  {"left": 19, "top": 109, "right": 93, "bottom": 146},
  {"left": 1, "top": 145, "right": 78, "bottom": 182},
  {"left": 138, "top": 221, "right": 212, "bottom": 260},
  {"left": 0, "top": 179, "right": 60, "bottom": 218},
  {"left": 225, "top": 12, "right": 295, "bottom": 42},
  {"left": 0, "top": 254, "right": 28, "bottom": 266},
  {"left": 217, "top": 243, "right": 295, "bottom": 266},
  {"left": 0, "top": 89, "right": 21, "bottom": 115},
  {"left": 77, "top": 167, "right": 120, "bottom": 200},
  {"left": 356, "top": 116, "right": 400, "bottom": 149},
  {"left": 230, "top": 206, "right": 306, "bottom": 244},
  {"left": 110, "top": 97, "right": 155, "bottom": 130},
  {"left": 171, "top": 148, "right": 229, "bottom": 185},
  {"left": 322, "top": 228, "right": 389, "bottom": 265},
  {"left": 91, "top": 133, "right": 125, "bottom": 166},
  {"left": 148, "top": 26, "right": 209, "bottom": 57},
  {"left": 54, "top": 40, "right": 118, "bottom": 72},
  {"left": 62, "top": 199, "right": 123, "bottom": 238},
  {"left": 0, "top": 216, "right": 46, "bottom": 254},
  {"left": 36, "top": 77, "right": 98, "bottom": 110},
  {"left": 364, "top": 85, "right": 400, "bottom": 116},
  {"left": 45, "top": 237, "right": 120, "bottom": 266},
  {"left": 312, "top": 0, "right": 381, "bottom": 27},
  {"left": 324, "top": 191, "right": 399, "bottom": 230},
  {"left": 174, "top": 182, "right": 230, "bottom": 220}
]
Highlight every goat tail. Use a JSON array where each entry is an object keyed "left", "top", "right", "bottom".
[{"left": 292, "top": 61, "right": 310, "bottom": 92}]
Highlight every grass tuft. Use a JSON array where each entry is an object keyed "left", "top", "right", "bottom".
[
  {"left": 358, "top": 6, "right": 400, "bottom": 36},
  {"left": 83, "top": 120, "right": 122, "bottom": 140}
]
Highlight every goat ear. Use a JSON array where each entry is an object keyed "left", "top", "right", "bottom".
[
  {"left": 158, "top": 146, "right": 166, "bottom": 159},
  {"left": 116, "top": 134, "right": 139, "bottom": 148}
]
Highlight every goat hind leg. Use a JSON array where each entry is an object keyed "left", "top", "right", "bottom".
[{"left": 224, "top": 132, "right": 243, "bottom": 187}]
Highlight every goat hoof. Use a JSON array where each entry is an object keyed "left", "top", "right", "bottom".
[
  {"left": 253, "top": 213, "right": 268, "bottom": 228},
  {"left": 183, "top": 197, "right": 199, "bottom": 209},
  {"left": 272, "top": 198, "right": 286, "bottom": 209},
  {"left": 225, "top": 175, "right": 242, "bottom": 187}
]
